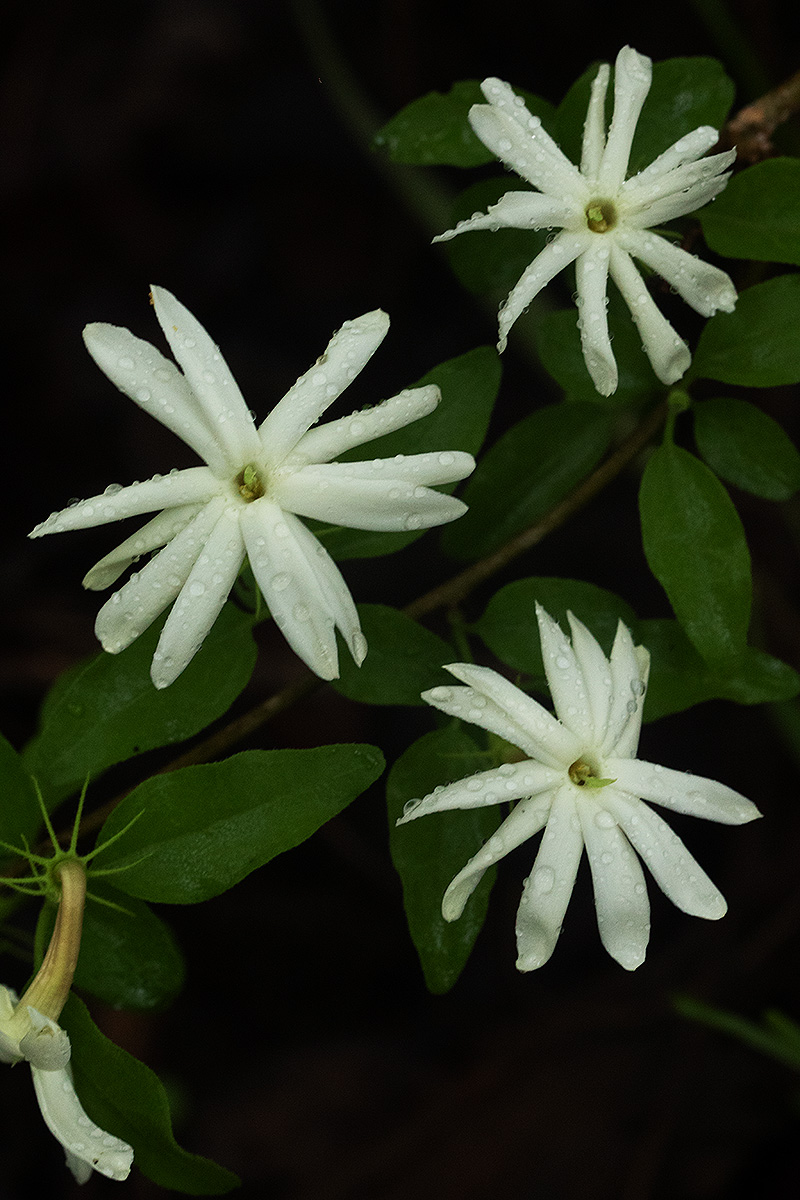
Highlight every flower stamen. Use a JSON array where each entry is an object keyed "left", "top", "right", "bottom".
[
  {"left": 585, "top": 199, "right": 617, "bottom": 233},
  {"left": 235, "top": 463, "right": 266, "bottom": 502}
]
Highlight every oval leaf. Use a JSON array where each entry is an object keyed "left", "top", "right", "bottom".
[
  {"left": 639, "top": 444, "right": 752, "bottom": 665},
  {"left": 441, "top": 403, "right": 612, "bottom": 561},
  {"left": 692, "top": 275, "right": 800, "bottom": 387},
  {"left": 96, "top": 746, "right": 385, "bottom": 903},
  {"left": 699, "top": 158, "right": 800, "bottom": 266},
  {"left": 388, "top": 725, "right": 501, "bottom": 994},
  {"left": 0, "top": 734, "right": 43, "bottom": 849},
  {"left": 694, "top": 396, "right": 800, "bottom": 500},
  {"left": 23, "top": 602, "right": 257, "bottom": 805},
  {"left": 333, "top": 605, "right": 453, "bottom": 705},
  {"left": 62, "top": 994, "right": 238, "bottom": 1193}
]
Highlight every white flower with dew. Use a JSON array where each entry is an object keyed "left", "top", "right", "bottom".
[
  {"left": 30, "top": 288, "right": 474, "bottom": 687},
  {"left": 397, "top": 605, "right": 760, "bottom": 971},
  {"left": 434, "top": 46, "right": 737, "bottom": 395},
  {"left": 0, "top": 986, "right": 132, "bottom": 1183}
]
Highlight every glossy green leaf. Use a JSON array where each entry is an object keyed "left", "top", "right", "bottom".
[
  {"left": 23, "top": 602, "right": 257, "bottom": 805},
  {"left": 443, "top": 178, "right": 549, "bottom": 297},
  {"left": 441, "top": 403, "right": 612, "bottom": 560},
  {"left": 63, "top": 994, "right": 238, "bottom": 1193},
  {"left": 473, "top": 577, "right": 637, "bottom": 680},
  {"left": 388, "top": 725, "right": 500, "bottom": 993},
  {"left": 699, "top": 159, "right": 800, "bottom": 266},
  {"left": 638, "top": 618, "right": 799, "bottom": 719},
  {"left": 675, "top": 995, "right": 800, "bottom": 1073},
  {"left": 36, "top": 886, "right": 184, "bottom": 1011},
  {"left": 374, "top": 81, "right": 555, "bottom": 166},
  {"left": 556, "top": 57, "right": 733, "bottom": 173},
  {"left": 639, "top": 444, "right": 752, "bottom": 664},
  {"left": 692, "top": 275, "right": 800, "bottom": 387},
  {"left": 96, "top": 746, "right": 385, "bottom": 903},
  {"left": 535, "top": 297, "right": 661, "bottom": 403},
  {"left": 0, "top": 734, "right": 42, "bottom": 849},
  {"left": 694, "top": 397, "right": 800, "bottom": 500},
  {"left": 311, "top": 347, "right": 501, "bottom": 559},
  {"left": 333, "top": 605, "right": 453, "bottom": 705}
]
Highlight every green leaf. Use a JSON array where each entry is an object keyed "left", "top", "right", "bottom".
[
  {"left": 36, "top": 885, "right": 185, "bottom": 1011},
  {"left": 388, "top": 725, "right": 500, "bottom": 993},
  {"left": 692, "top": 275, "right": 800, "bottom": 387},
  {"left": 23, "top": 602, "right": 257, "bottom": 805},
  {"left": 694, "top": 397, "right": 800, "bottom": 500},
  {"left": 699, "top": 159, "right": 800, "bottom": 266},
  {"left": 332, "top": 605, "right": 453, "bottom": 705},
  {"left": 639, "top": 619, "right": 799, "bottom": 720},
  {"left": 473, "top": 577, "right": 636, "bottom": 679},
  {"left": 555, "top": 57, "right": 733, "bottom": 174},
  {"left": 310, "top": 347, "right": 501, "bottom": 560},
  {"left": 441, "top": 403, "right": 612, "bottom": 561},
  {"left": 443, "top": 178, "right": 549, "bottom": 296},
  {"left": 535, "top": 297, "right": 662, "bottom": 403},
  {"left": 96, "top": 746, "right": 385, "bottom": 903},
  {"left": 374, "top": 81, "right": 555, "bottom": 167},
  {"left": 62, "top": 994, "right": 238, "bottom": 1193},
  {"left": 675, "top": 995, "right": 800, "bottom": 1073},
  {"left": 639, "top": 444, "right": 752, "bottom": 665},
  {"left": 0, "top": 734, "right": 42, "bottom": 848}
]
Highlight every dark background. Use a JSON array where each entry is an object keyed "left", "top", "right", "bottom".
[{"left": 2, "top": 1, "right": 800, "bottom": 1197}]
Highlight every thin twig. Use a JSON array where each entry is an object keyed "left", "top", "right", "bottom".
[{"left": 722, "top": 67, "right": 800, "bottom": 163}]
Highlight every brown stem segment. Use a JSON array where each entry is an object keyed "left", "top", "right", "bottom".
[
  {"left": 722, "top": 68, "right": 800, "bottom": 163},
  {"left": 19, "top": 859, "right": 86, "bottom": 1021}
]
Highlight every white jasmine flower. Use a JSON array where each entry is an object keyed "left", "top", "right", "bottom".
[
  {"left": 398, "top": 606, "right": 760, "bottom": 971},
  {"left": 30, "top": 288, "right": 474, "bottom": 687},
  {"left": 0, "top": 986, "right": 132, "bottom": 1183},
  {"left": 435, "top": 46, "right": 737, "bottom": 395}
]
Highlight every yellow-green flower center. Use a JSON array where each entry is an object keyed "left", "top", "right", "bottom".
[
  {"left": 235, "top": 463, "right": 266, "bottom": 502},
  {"left": 585, "top": 199, "right": 617, "bottom": 233},
  {"left": 568, "top": 757, "right": 616, "bottom": 790}
]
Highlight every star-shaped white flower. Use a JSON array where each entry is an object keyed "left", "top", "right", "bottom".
[
  {"left": 0, "top": 986, "right": 132, "bottom": 1183},
  {"left": 435, "top": 46, "right": 737, "bottom": 395},
  {"left": 30, "top": 288, "right": 474, "bottom": 688},
  {"left": 398, "top": 605, "right": 760, "bottom": 971}
]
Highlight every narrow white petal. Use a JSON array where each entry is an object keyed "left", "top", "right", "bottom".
[
  {"left": 602, "top": 790, "right": 727, "bottom": 919},
  {"left": 515, "top": 785, "right": 584, "bottom": 970},
  {"left": 566, "top": 611, "right": 614, "bottom": 746},
  {"left": 625, "top": 173, "right": 732, "bottom": 228},
  {"left": 442, "top": 662, "right": 583, "bottom": 767},
  {"left": 626, "top": 126, "right": 720, "bottom": 184},
  {"left": 605, "top": 758, "right": 761, "bottom": 824},
  {"left": 240, "top": 500, "right": 340, "bottom": 679},
  {"left": 470, "top": 95, "right": 587, "bottom": 198},
  {"left": 31, "top": 1065, "right": 133, "bottom": 1182},
  {"left": 258, "top": 311, "right": 390, "bottom": 466},
  {"left": 622, "top": 149, "right": 735, "bottom": 212},
  {"left": 535, "top": 605, "right": 595, "bottom": 743},
  {"left": 442, "top": 793, "right": 554, "bottom": 921},
  {"left": 284, "top": 451, "right": 474, "bottom": 486},
  {"left": 82, "top": 504, "right": 203, "bottom": 590},
  {"left": 150, "top": 506, "right": 245, "bottom": 688},
  {"left": 434, "top": 191, "right": 578, "bottom": 243},
  {"left": 276, "top": 469, "right": 469, "bottom": 532},
  {"left": 150, "top": 286, "right": 262, "bottom": 466},
  {"left": 601, "top": 620, "right": 649, "bottom": 759},
  {"left": 398, "top": 760, "right": 562, "bottom": 823},
  {"left": 270, "top": 509, "right": 365, "bottom": 668},
  {"left": 30, "top": 468, "right": 222, "bottom": 538},
  {"left": 581, "top": 63, "right": 610, "bottom": 181},
  {"left": 618, "top": 228, "right": 737, "bottom": 316},
  {"left": 597, "top": 47, "right": 652, "bottom": 191},
  {"left": 609, "top": 245, "right": 691, "bottom": 384},
  {"left": 289, "top": 386, "right": 440, "bottom": 465},
  {"left": 575, "top": 240, "right": 617, "bottom": 395},
  {"left": 83, "top": 322, "right": 231, "bottom": 476},
  {"left": 95, "top": 498, "right": 225, "bottom": 655},
  {"left": 498, "top": 231, "right": 592, "bottom": 351},
  {"left": 576, "top": 791, "right": 650, "bottom": 969}
]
